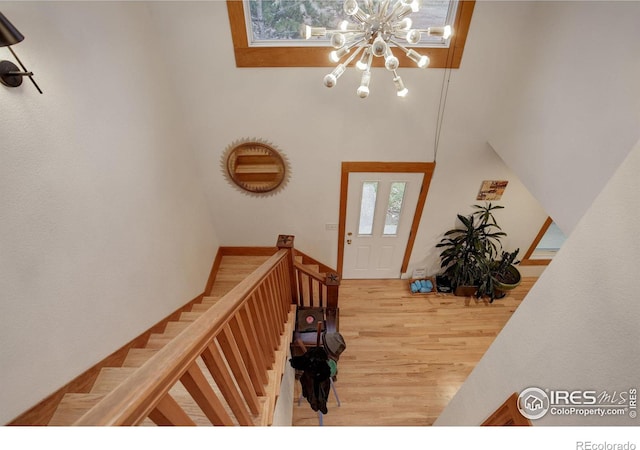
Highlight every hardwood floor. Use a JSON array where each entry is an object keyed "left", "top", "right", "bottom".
[{"left": 291, "top": 277, "right": 536, "bottom": 426}]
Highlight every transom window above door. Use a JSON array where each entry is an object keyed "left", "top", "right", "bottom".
[{"left": 226, "top": 0, "right": 475, "bottom": 68}]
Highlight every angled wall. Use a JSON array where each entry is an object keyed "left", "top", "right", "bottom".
[
  {"left": 488, "top": 1, "right": 640, "bottom": 234},
  {"left": 436, "top": 0, "right": 640, "bottom": 425},
  {"left": 436, "top": 136, "right": 640, "bottom": 426}
]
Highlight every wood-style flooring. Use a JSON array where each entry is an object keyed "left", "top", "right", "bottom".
[{"left": 291, "top": 278, "right": 536, "bottom": 426}]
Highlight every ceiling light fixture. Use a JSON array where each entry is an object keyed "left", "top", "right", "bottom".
[{"left": 302, "top": 0, "right": 452, "bottom": 98}]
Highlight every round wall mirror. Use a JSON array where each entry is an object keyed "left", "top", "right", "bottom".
[{"left": 222, "top": 139, "right": 290, "bottom": 195}]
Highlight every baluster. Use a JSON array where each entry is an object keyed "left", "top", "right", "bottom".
[
  {"left": 297, "top": 270, "right": 305, "bottom": 307},
  {"left": 256, "top": 284, "right": 279, "bottom": 352},
  {"left": 239, "top": 303, "right": 269, "bottom": 376},
  {"left": 180, "top": 361, "right": 235, "bottom": 425},
  {"left": 148, "top": 394, "right": 196, "bottom": 426},
  {"left": 307, "top": 275, "right": 314, "bottom": 308},
  {"left": 229, "top": 314, "right": 267, "bottom": 395},
  {"left": 217, "top": 326, "right": 261, "bottom": 415},
  {"left": 247, "top": 296, "right": 274, "bottom": 367},
  {"left": 201, "top": 342, "right": 254, "bottom": 425}
]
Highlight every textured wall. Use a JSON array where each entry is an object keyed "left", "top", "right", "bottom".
[{"left": 0, "top": 3, "right": 218, "bottom": 424}]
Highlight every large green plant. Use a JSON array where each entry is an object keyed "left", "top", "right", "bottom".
[
  {"left": 436, "top": 203, "right": 508, "bottom": 293},
  {"left": 436, "top": 203, "right": 506, "bottom": 288}
]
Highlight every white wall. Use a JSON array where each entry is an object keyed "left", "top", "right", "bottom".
[
  {"left": 435, "top": 136, "right": 640, "bottom": 426},
  {"left": 0, "top": 2, "right": 218, "bottom": 424},
  {"left": 489, "top": 1, "right": 640, "bottom": 235},
  {"left": 148, "top": 1, "right": 548, "bottom": 273},
  {"left": 435, "top": 1, "right": 640, "bottom": 425},
  {"left": 407, "top": 1, "right": 549, "bottom": 277}
]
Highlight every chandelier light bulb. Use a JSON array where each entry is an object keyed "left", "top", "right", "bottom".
[
  {"left": 324, "top": 64, "right": 346, "bottom": 88},
  {"left": 406, "top": 49, "right": 430, "bottom": 68},
  {"left": 398, "top": 18, "right": 412, "bottom": 31},
  {"left": 393, "top": 74, "right": 408, "bottom": 97},
  {"left": 357, "top": 70, "right": 371, "bottom": 98},
  {"left": 384, "top": 48, "right": 399, "bottom": 71},
  {"left": 331, "top": 33, "right": 346, "bottom": 49},
  {"left": 427, "top": 25, "right": 453, "bottom": 39},
  {"left": 406, "top": 29, "right": 421, "bottom": 45},
  {"left": 356, "top": 47, "right": 372, "bottom": 71},
  {"left": 407, "top": 0, "right": 420, "bottom": 12},
  {"left": 302, "top": 25, "right": 327, "bottom": 40},
  {"left": 323, "top": 73, "right": 337, "bottom": 88},
  {"left": 371, "top": 36, "right": 387, "bottom": 57},
  {"left": 343, "top": 0, "right": 359, "bottom": 16},
  {"left": 330, "top": 46, "right": 350, "bottom": 63}
]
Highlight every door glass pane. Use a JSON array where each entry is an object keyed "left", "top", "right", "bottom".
[
  {"left": 383, "top": 182, "right": 407, "bottom": 235},
  {"left": 358, "top": 181, "right": 378, "bottom": 235}
]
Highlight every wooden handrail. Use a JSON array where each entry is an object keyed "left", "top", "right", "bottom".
[
  {"left": 293, "top": 248, "right": 335, "bottom": 274},
  {"left": 74, "top": 249, "right": 292, "bottom": 426},
  {"left": 294, "top": 260, "right": 324, "bottom": 283},
  {"left": 293, "top": 259, "right": 339, "bottom": 311}
]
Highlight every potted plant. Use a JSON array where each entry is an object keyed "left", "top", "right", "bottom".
[
  {"left": 436, "top": 203, "right": 506, "bottom": 296},
  {"left": 477, "top": 249, "right": 522, "bottom": 302},
  {"left": 436, "top": 203, "right": 521, "bottom": 300}
]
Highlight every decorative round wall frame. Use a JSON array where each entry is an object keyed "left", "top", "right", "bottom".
[{"left": 221, "top": 138, "right": 290, "bottom": 196}]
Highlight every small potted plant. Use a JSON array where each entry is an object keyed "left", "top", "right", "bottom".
[{"left": 477, "top": 249, "right": 522, "bottom": 302}]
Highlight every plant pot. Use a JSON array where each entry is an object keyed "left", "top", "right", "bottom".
[
  {"left": 454, "top": 285, "right": 478, "bottom": 297},
  {"left": 492, "top": 265, "right": 521, "bottom": 298}
]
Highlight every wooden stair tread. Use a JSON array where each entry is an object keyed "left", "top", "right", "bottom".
[
  {"left": 91, "top": 367, "right": 138, "bottom": 394},
  {"left": 179, "top": 311, "right": 202, "bottom": 322},
  {"left": 48, "top": 393, "right": 105, "bottom": 425},
  {"left": 122, "top": 348, "right": 159, "bottom": 368},
  {"left": 190, "top": 303, "right": 213, "bottom": 312},
  {"left": 163, "top": 321, "right": 191, "bottom": 335}
]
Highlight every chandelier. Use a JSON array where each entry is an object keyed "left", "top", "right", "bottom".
[{"left": 302, "top": 0, "right": 452, "bottom": 98}]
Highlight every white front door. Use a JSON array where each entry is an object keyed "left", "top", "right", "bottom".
[{"left": 342, "top": 172, "right": 423, "bottom": 279}]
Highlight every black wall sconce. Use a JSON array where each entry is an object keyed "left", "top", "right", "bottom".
[{"left": 0, "top": 12, "right": 42, "bottom": 94}]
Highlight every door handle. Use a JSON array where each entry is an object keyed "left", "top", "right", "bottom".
[{"left": 347, "top": 239, "right": 352, "bottom": 245}]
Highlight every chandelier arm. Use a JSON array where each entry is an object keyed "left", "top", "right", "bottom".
[
  {"left": 342, "top": 44, "right": 365, "bottom": 67},
  {"left": 389, "top": 39, "right": 409, "bottom": 53}
]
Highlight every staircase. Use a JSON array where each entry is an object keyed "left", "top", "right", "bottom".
[
  {"left": 37, "top": 237, "right": 340, "bottom": 426},
  {"left": 47, "top": 252, "right": 294, "bottom": 426}
]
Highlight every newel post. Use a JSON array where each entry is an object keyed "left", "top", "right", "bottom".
[
  {"left": 277, "top": 234, "right": 299, "bottom": 305},
  {"left": 324, "top": 272, "right": 340, "bottom": 310}
]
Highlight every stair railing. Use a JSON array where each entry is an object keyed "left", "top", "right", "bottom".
[
  {"left": 73, "top": 238, "right": 296, "bottom": 426},
  {"left": 293, "top": 261, "right": 340, "bottom": 311},
  {"left": 289, "top": 245, "right": 340, "bottom": 336}
]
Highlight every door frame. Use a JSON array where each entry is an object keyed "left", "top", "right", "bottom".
[{"left": 337, "top": 162, "right": 436, "bottom": 277}]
